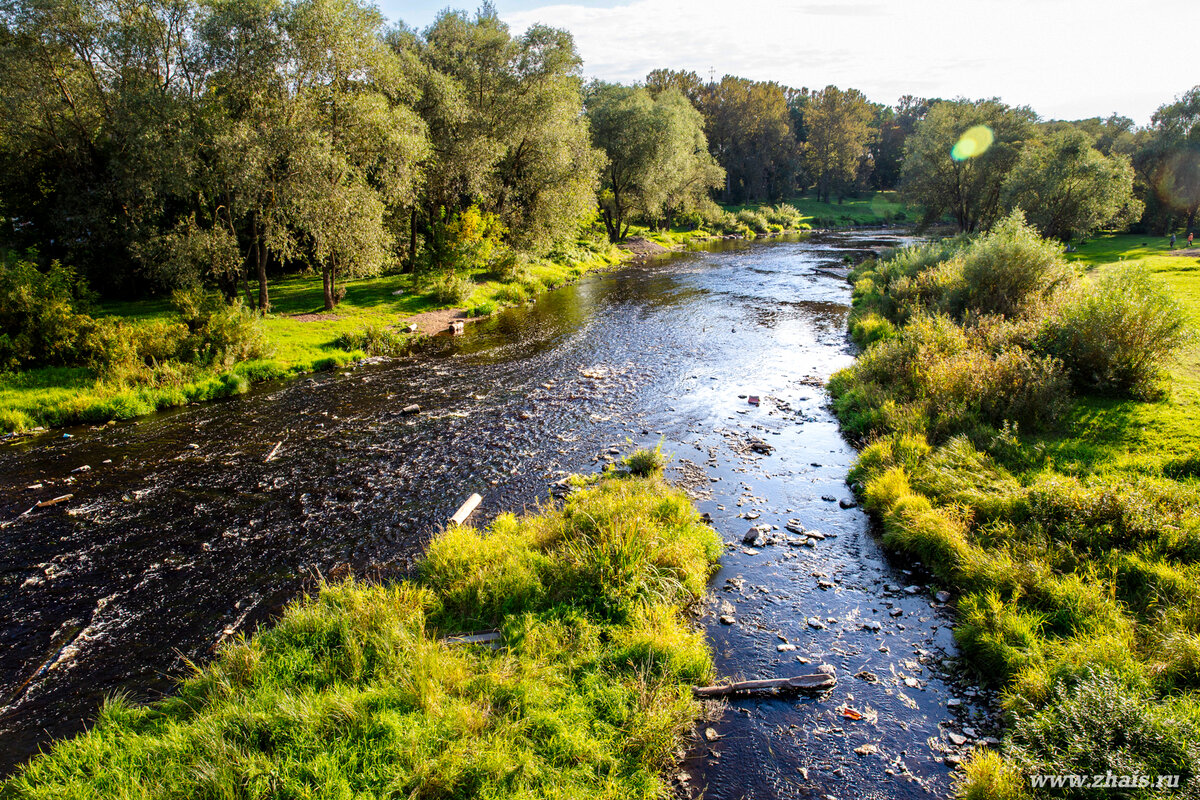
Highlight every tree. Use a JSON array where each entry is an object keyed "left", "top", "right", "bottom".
[
  {"left": 700, "top": 76, "right": 798, "bottom": 203},
  {"left": 1003, "top": 127, "right": 1141, "bottom": 241},
  {"left": 586, "top": 84, "right": 718, "bottom": 241},
  {"left": 1135, "top": 87, "right": 1200, "bottom": 234},
  {"left": 801, "top": 85, "right": 875, "bottom": 202},
  {"left": 870, "top": 95, "right": 934, "bottom": 191},
  {"left": 900, "top": 98, "right": 1036, "bottom": 232}
]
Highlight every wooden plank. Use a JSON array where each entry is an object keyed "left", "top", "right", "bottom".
[
  {"left": 692, "top": 673, "right": 836, "bottom": 698},
  {"left": 449, "top": 493, "right": 483, "bottom": 526}
]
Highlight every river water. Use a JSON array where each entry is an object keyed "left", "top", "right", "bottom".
[{"left": 0, "top": 231, "right": 994, "bottom": 797}]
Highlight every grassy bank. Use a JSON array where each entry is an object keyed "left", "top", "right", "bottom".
[
  {"left": 830, "top": 222, "right": 1200, "bottom": 798},
  {"left": 727, "top": 191, "right": 913, "bottom": 229},
  {"left": 0, "top": 241, "right": 624, "bottom": 435},
  {"left": 3, "top": 467, "right": 722, "bottom": 798}
]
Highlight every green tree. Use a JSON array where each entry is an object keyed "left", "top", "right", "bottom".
[
  {"left": 1003, "top": 127, "right": 1141, "bottom": 242},
  {"left": 1135, "top": 87, "right": 1200, "bottom": 234},
  {"left": 900, "top": 98, "right": 1036, "bottom": 232},
  {"left": 636, "top": 90, "right": 724, "bottom": 230},
  {"left": 701, "top": 76, "right": 798, "bottom": 202},
  {"left": 801, "top": 85, "right": 875, "bottom": 202}
]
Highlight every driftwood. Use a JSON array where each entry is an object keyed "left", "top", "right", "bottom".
[
  {"left": 264, "top": 441, "right": 284, "bottom": 463},
  {"left": 441, "top": 631, "right": 502, "bottom": 648},
  {"left": 36, "top": 494, "right": 74, "bottom": 508},
  {"left": 401, "top": 404, "right": 421, "bottom": 415},
  {"left": 449, "top": 493, "right": 482, "bottom": 526},
  {"left": 692, "top": 672, "right": 836, "bottom": 698}
]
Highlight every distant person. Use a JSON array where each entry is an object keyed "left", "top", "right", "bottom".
[
  {"left": 1190, "top": 232, "right": 1195, "bottom": 249},
  {"left": 1171, "top": 233, "right": 1176, "bottom": 248}
]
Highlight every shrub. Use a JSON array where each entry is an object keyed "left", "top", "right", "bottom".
[
  {"left": 955, "top": 212, "right": 1075, "bottom": 319},
  {"left": 1006, "top": 670, "right": 1199, "bottom": 796},
  {"left": 954, "top": 750, "right": 1030, "bottom": 800},
  {"left": 469, "top": 299, "right": 498, "bottom": 316},
  {"left": 849, "top": 312, "right": 897, "bottom": 348},
  {"left": 1037, "top": 265, "right": 1193, "bottom": 396},
  {"left": 171, "top": 289, "right": 270, "bottom": 367},
  {"left": 332, "top": 324, "right": 412, "bottom": 357},
  {"left": 734, "top": 209, "right": 770, "bottom": 234},
  {"left": 426, "top": 271, "right": 475, "bottom": 306},
  {"left": 0, "top": 252, "right": 96, "bottom": 371},
  {"left": 762, "top": 203, "right": 807, "bottom": 229},
  {"left": 623, "top": 443, "right": 668, "bottom": 477}
]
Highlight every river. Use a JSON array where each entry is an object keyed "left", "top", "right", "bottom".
[{"left": 0, "top": 231, "right": 995, "bottom": 797}]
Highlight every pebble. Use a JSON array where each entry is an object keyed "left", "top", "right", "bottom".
[
  {"left": 935, "top": 590, "right": 952, "bottom": 603},
  {"left": 186, "top": 443, "right": 200, "bottom": 450},
  {"left": 807, "top": 617, "right": 826, "bottom": 629},
  {"left": 947, "top": 733, "right": 967, "bottom": 746},
  {"left": 719, "top": 615, "right": 736, "bottom": 625},
  {"left": 705, "top": 727, "right": 719, "bottom": 741},
  {"left": 777, "top": 643, "right": 797, "bottom": 652},
  {"left": 904, "top": 585, "right": 921, "bottom": 594},
  {"left": 854, "top": 744, "right": 879, "bottom": 756},
  {"left": 862, "top": 620, "right": 882, "bottom": 631},
  {"left": 947, "top": 698, "right": 962, "bottom": 708}
]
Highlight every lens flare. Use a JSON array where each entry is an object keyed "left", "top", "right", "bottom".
[
  {"left": 1153, "top": 149, "right": 1200, "bottom": 212},
  {"left": 951, "top": 125, "right": 995, "bottom": 161}
]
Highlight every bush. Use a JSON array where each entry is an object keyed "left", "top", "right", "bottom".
[
  {"left": 469, "top": 299, "right": 498, "bottom": 316},
  {"left": 426, "top": 271, "right": 475, "bottom": 306},
  {"left": 734, "top": 209, "right": 770, "bottom": 234},
  {"left": 623, "top": 443, "right": 668, "bottom": 477},
  {"left": 1038, "top": 265, "right": 1193, "bottom": 396},
  {"left": 1006, "top": 670, "right": 1199, "bottom": 797},
  {"left": 955, "top": 212, "right": 1075, "bottom": 319},
  {"left": 332, "top": 324, "right": 412, "bottom": 357},
  {"left": 0, "top": 252, "right": 96, "bottom": 371},
  {"left": 762, "top": 203, "right": 807, "bottom": 229}
]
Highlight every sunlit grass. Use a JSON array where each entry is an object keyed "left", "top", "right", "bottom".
[{"left": 4, "top": 473, "right": 721, "bottom": 798}]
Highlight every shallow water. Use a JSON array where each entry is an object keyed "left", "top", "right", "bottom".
[{"left": 0, "top": 231, "right": 992, "bottom": 796}]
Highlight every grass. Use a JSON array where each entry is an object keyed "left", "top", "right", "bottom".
[
  {"left": 0, "top": 240, "right": 625, "bottom": 434},
  {"left": 3, "top": 468, "right": 723, "bottom": 799},
  {"left": 832, "top": 228, "right": 1200, "bottom": 799}
]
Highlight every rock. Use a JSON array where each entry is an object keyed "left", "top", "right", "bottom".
[
  {"left": 744, "top": 512, "right": 760, "bottom": 520},
  {"left": 861, "top": 620, "right": 882, "bottom": 632},
  {"left": 805, "top": 531, "right": 826, "bottom": 540},
  {"left": 855, "top": 670, "right": 879, "bottom": 683},
  {"left": 777, "top": 643, "right": 797, "bottom": 652},
  {"left": 947, "top": 733, "right": 967, "bottom": 746},
  {"left": 944, "top": 755, "right": 962, "bottom": 767},
  {"left": 401, "top": 404, "right": 421, "bottom": 415},
  {"left": 803, "top": 538, "right": 816, "bottom": 548},
  {"left": 785, "top": 524, "right": 805, "bottom": 535},
  {"left": 947, "top": 698, "right": 963, "bottom": 708},
  {"left": 890, "top": 608, "right": 903, "bottom": 617},
  {"left": 705, "top": 727, "right": 719, "bottom": 741},
  {"left": 71, "top": 464, "right": 91, "bottom": 473},
  {"left": 838, "top": 498, "right": 858, "bottom": 509},
  {"left": 743, "top": 527, "right": 762, "bottom": 544},
  {"left": 807, "top": 617, "right": 826, "bottom": 630},
  {"left": 821, "top": 494, "right": 837, "bottom": 502},
  {"left": 816, "top": 663, "right": 836, "bottom": 676},
  {"left": 186, "top": 443, "right": 200, "bottom": 450},
  {"left": 904, "top": 585, "right": 921, "bottom": 594},
  {"left": 935, "top": 590, "right": 951, "bottom": 603},
  {"left": 817, "top": 579, "right": 834, "bottom": 589},
  {"left": 904, "top": 677, "right": 919, "bottom": 688},
  {"left": 962, "top": 727, "right": 977, "bottom": 738},
  {"left": 719, "top": 615, "right": 736, "bottom": 625},
  {"left": 854, "top": 744, "right": 879, "bottom": 756}
]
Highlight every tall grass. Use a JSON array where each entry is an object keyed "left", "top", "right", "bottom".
[{"left": 5, "top": 473, "right": 721, "bottom": 798}]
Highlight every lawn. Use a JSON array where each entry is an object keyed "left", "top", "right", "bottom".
[{"left": 1046, "top": 233, "right": 1200, "bottom": 474}]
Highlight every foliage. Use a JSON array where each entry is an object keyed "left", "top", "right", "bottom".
[
  {"left": 1003, "top": 126, "right": 1142, "bottom": 242},
  {"left": 0, "top": 253, "right": 97, "bottom": 371},
  {"left": 954, "top": 211, "right": 1075, "bottom": 318},
  {"left": 901, "top": 99, "right": 1037, "bottom": 232},
  {"left": 838, "top": 231, "right": 1200, "bottom": 795},
  {"left": 1038, "top": 265, "right": 1193, "bottom": 395},
  {"left": 4, "top": 474, "right": 721, "bottom": 797},
  {"left": 801, "top": 85, "right": 876, "bottom": 202},
  {"left": 331, "top": 324, "right": 413, "bottom": 357}
]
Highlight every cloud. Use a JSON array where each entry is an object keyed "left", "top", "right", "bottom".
[{"left": 502, "top": 0, "right": 1194, "bottom": 123}]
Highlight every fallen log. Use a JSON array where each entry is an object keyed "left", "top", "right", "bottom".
[
  {"left": 449, "top": 493, "right": 482, "bottom": 526},
  {"left": 441, "top": 631, "right": 502, "bottom": 647},
  {"left": 36, "top": 494, "right": 74, "bottom": 508},
  {"left": 264, "top": 441, "right": 284, "bottom": 463},
  {"left": 692, "top": 672, "right": 836, "bottom": 698}
]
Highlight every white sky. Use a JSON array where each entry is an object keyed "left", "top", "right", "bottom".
[{"left": 480, "top": 0, "right": 1198, "bottom": 124}]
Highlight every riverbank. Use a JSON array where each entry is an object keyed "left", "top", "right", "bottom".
[
  {"left": 830, "top": 226, "right": 1200, "bottom": 797},
  {"left": 3, "top": 467, "right": 722, "bottom": 797}
]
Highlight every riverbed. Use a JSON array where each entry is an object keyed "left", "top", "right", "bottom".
[{"left": 0, "top": 231, "right": 996, "bottom": 797}]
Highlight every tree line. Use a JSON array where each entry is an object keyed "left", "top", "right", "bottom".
[{"left": 2, "top": 0, "right": 1199, "bottom": 310}]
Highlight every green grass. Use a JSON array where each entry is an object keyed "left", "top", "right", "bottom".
[
  {"left": 832, "top": 230, "right": 1200, "bottom": 799},
  {"left": 0, "top": 242, "right": 625, "bottom": 434},
  {"left": 3, "top": 469, "right": 722, "bottom": 799},
  {"left": 727, "top": 191, "right": 914, "bottom": 228}
]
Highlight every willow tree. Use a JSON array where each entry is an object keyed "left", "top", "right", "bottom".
[
  {"left": 284, "top": 0, "right": 427, "bottom": 310},
  {"left": 901, "top": 98, "right": 1036, "bottom": 232},
  {"left": 1003, "top": 127, "right": 1141, "bottom": 242}
]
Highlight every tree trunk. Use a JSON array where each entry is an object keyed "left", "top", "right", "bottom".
[
  {"left": 404, "top": 206, "right": 418, "bottom": 273},
  {"left": 322, "top": 264, "right": 337, "bottom": 311},
  {"left": 255, "top": 237, "right": 269, "bottom": 312}
]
